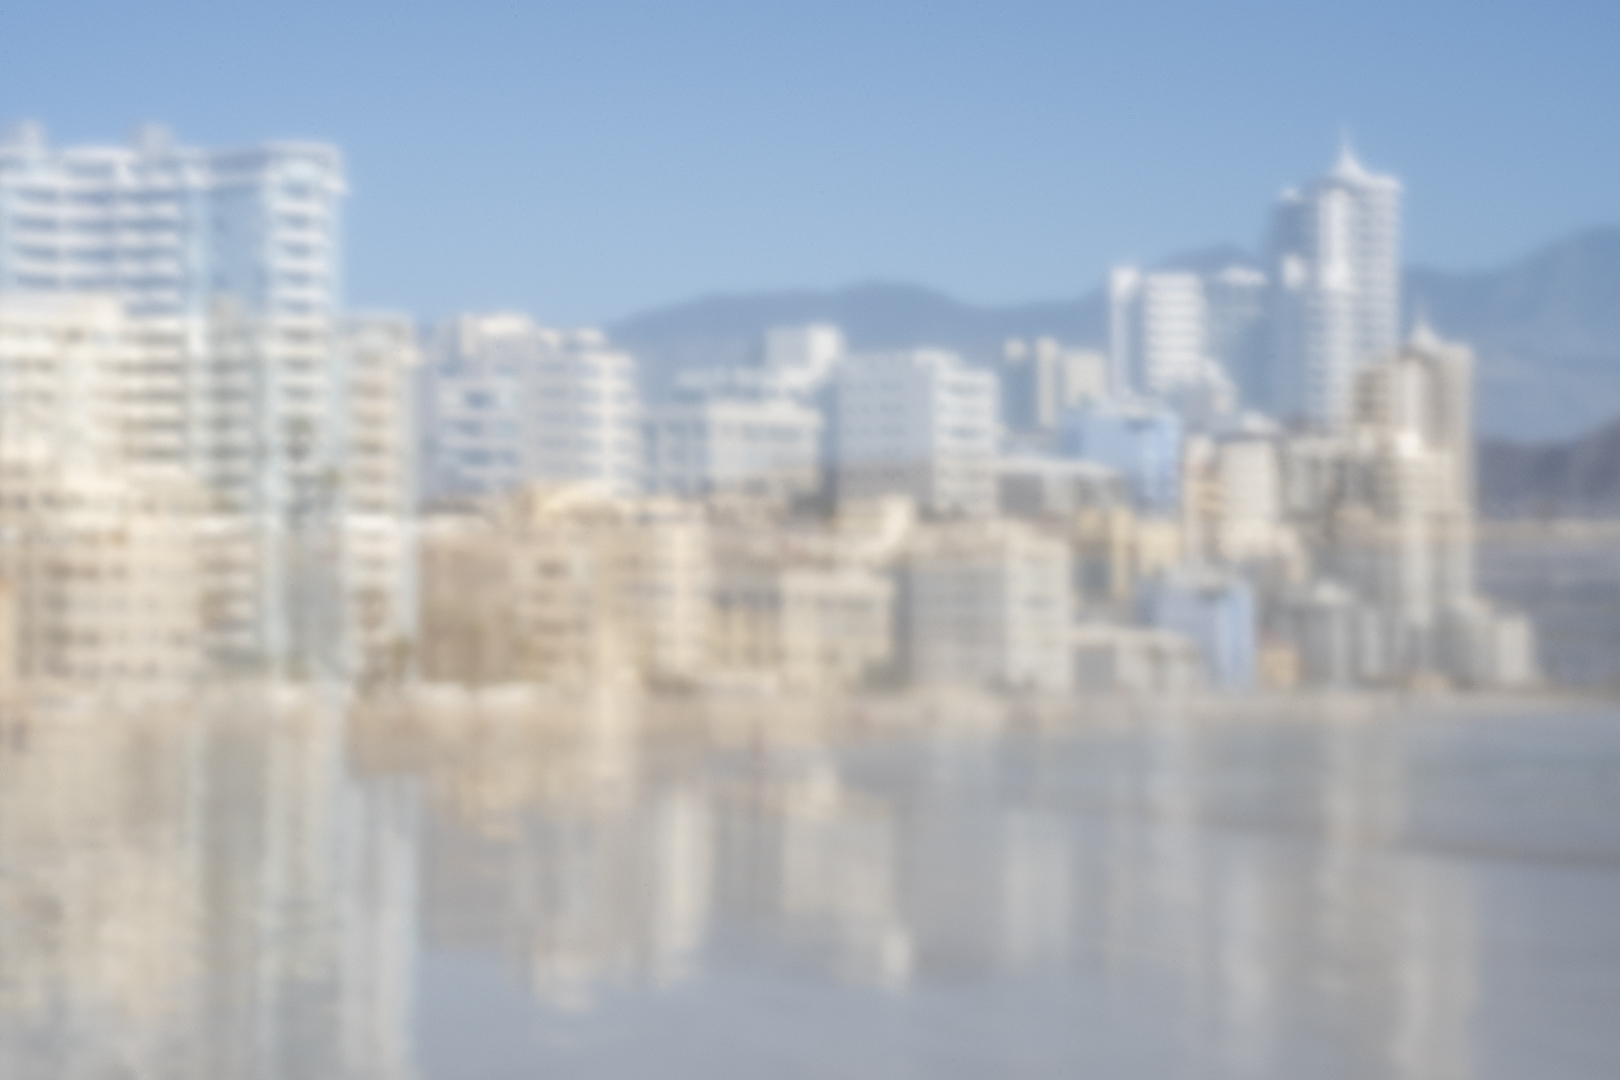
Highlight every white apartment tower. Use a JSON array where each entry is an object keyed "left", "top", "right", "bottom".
[
  {"left": 1268, "top": 142, "right": 1402, "bottom": 429},
  {"left": 834, "top": 349, "right": 999, "bottom": 515},
  {"left": 0, "top": 123, "right": 415, "bottom": 680},
  {"left": 1107, "top": 267, "right": 1242, "bottom": 427},
  {"left": 1109, "top": 269, "right": 1209, "bottom": 395},
  {"left": 0, "top": 121, "right": 343, "bottom": 318},
  {"left": 417, "top": 313, "right": 642, "bottom": 504}
]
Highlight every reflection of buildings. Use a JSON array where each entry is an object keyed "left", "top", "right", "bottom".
[
  {"left": 0, "top": 691, "right": 1492, "bottom": 1076},
  {"left": 1067, "top": 706, "right": 1481, "bottom": 1080},
  {"left": 0, "top": 694, "right": 420, "bottom": 1079},
  {"left": 771, "top": 759, "right": 913, "bottom": 987},
  {"left": 409, "top": 692, "right": 713, "bottom": 1009}
]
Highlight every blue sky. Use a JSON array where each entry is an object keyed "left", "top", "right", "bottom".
[{"left": 1, "top": 1, "right": 1615, "bottom": 323}]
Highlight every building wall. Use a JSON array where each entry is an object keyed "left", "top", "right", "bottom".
[
  {"left": 1140, "top": 569, "right": 1257, "bottom": 690},
  {"left": 339, "top": 314, "right": 420, "bottom": 682},
  {"left": 1001, "top": 337, "right": 1107, "bottom": 434},
  {"left": 835, "top": 349, "right": 998, "bottom": 515},
  {"left": 0, "top": 452, "right": 206, "bottom": 683},
  {"left": 1267, "top": 147, "right": 1402, "bottom": 429},
  {"left": 1061, "top": 401, "right": 1183, "bottom": 515},
  {"left": 711, "top": 564, "right": 894, "bottom": 691},
  {"left": 645, "top": 395, "right": 823, "bottom": 500},
  {"left": 418, "top": 314, "right": 642, "bottom": 504},
  {"left": 901, "top": 519, "right": 1071, "bottom": 692},
  {"left": 0, "top": 123, "right": 343, "bottom": 319},
  {"left": 418, "top": 487, "right": 710, "bottom": 688}
]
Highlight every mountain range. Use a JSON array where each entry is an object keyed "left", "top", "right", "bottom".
[
  {"left": 1479, "top": 414, "right": 1620, "bottom": 516},
  {"left": 610, "top": 227, "right": 1620, "bottom": 442}
]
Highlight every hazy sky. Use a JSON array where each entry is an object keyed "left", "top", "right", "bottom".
[{"left": 1, "top": 1, "right": 1615, "bottom": 323}]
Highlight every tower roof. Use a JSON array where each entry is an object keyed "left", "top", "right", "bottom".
[
  {"left": 1322, "top": 133, "right": 1400, "bottom": 190},
  {"left": 1407, "top": 310, "right": 1445, "bottom": 352},
  {"left": 1329, "top": 133, "right": 1371, "bottom": 182}
]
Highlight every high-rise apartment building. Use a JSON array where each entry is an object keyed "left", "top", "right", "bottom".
[
  {"left": 1277, "top": 322, "right": 1535, "bottom": 687},
  {"left": 0, "top": 122, "right": 343, "bottom": 318},
  {"left": 1203, "top": 265, "right": 1269, "bottom": 405},
  {"left": 1001, "top": 336, "right": 1107, "bottom": 435},
  {"left": 834, "top": 349, "right": 999, "bottom": 515},
  {"left": 1267, "top": 143, "right": 1402, "bottom": 429},
  {"left": 0, "top": 124, "right": 414, "bottom": 681},
  {"left": 1109, "top": 269, "right": 1209, "bottom": 395},
  {"left": 1107, "top": 266, "right": 1240, "bottom": 425},
  {"left": 763, "top": 323, "right": 844, "bottom": 395},
  {"left": 644, "top": 393, "right": 823, "bottom": 500},
  {"left": 417, "top": 313, "right": 642, "bottom": 504}
]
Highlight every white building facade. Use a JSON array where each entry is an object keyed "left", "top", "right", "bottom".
[
  {"left": 0, "top": 124, "right": 415, "bottom": 681},
  {"left": 645, "top": 394, "right": 823, "bottom": 499},
  {"left": 417, "top": 313, "right": 642, "bottom": 504},
  {"left": 835, "top": 349, "right": 999, "bottom": 515},
  {"left": 1268, "top": 144, "right": 1402, "bottom": 429},
  {"left": 900, "top": 519, "right": 1071, "bottom": 692},
  {"left": 0, "top": 122, "right": 343, "bottom": 319}
]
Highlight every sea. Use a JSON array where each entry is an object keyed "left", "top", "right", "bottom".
[{"left": 1, "top": 688, "right": 1616, "bottom": 1079}]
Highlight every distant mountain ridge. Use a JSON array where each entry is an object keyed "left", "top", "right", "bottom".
[
  {"left": 1479, "top": 414, "right": 1620, "bottom": 516},
  {"left": 610, "top": 227, "right": 1620, "bottom": 440},
  {"left": 1409, "top": 227, "right": 1620, "bottom": 440}
]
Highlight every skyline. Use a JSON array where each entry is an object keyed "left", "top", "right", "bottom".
[{"left": 1, "top": 2, "right": 1617, "bottom": 324}]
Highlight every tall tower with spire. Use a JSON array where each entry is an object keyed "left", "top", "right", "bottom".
[{"left": 1266, "top": 139, "right": 1403, "bottom": 429}]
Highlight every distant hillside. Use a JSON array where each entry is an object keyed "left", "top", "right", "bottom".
[
  {"left": 611, "top": 228, "right": 1620, "bottom": 440},
  {"left": 1479, "top": 410, "right": 1620, "bottom": 517},
  {"left": 1409, "top": 227, "right": 1620, "bottom": 440}
]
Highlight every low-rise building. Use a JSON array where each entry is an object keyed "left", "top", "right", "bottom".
[
  {"left": 0, "top": 448, "right": 207, "bottom": 685},
  {"left": 1139, "top": 568, "right": 1257, "bottom": 690},
  {"left": 900, "top": 519, "right": 1070, "bottom": 692},
  {"left": 1070, "top": 505, "right": 1181, "bottom": 608},
  {"left": 1060, "top": 399, "right": 1183, "bottom": 515},
  {"left": 1072, "top": 624, "right": 1203, "bottom": 692},
  {"left": 418, "top": 485, "right": 709, "bottom": 687},
  {"left": 996, "top": 455, "right": 1125, "bottom": 520},
  {"left": 711, "top": 564, "right": 894, "bottom": 691}
]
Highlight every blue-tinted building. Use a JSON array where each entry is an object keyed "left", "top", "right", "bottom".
[
  {"left": 1140, "top": 570, "right": 1256, "bottom": 689},
  {"left": 1060, "top": 400, "right": 1182, "bottom": 513}
]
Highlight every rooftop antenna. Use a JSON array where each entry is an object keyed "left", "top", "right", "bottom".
[
  {"left": 1337, "top": 126, "right": 1358, "bottom": 168},
  {"left": 1408, "top": 299, "right": 1442, "bottom": 349}
]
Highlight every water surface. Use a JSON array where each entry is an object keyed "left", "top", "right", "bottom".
[{"left": 1, "top": 691, "right": 1617, "bottom": 1078}]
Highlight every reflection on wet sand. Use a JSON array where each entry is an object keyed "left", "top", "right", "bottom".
[
  {"left": 0, "top": 689, "right": 419, "bottom": 1080},
  {"left": 0, "top": 689, "right": 1616, "bottom": 1077}
]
